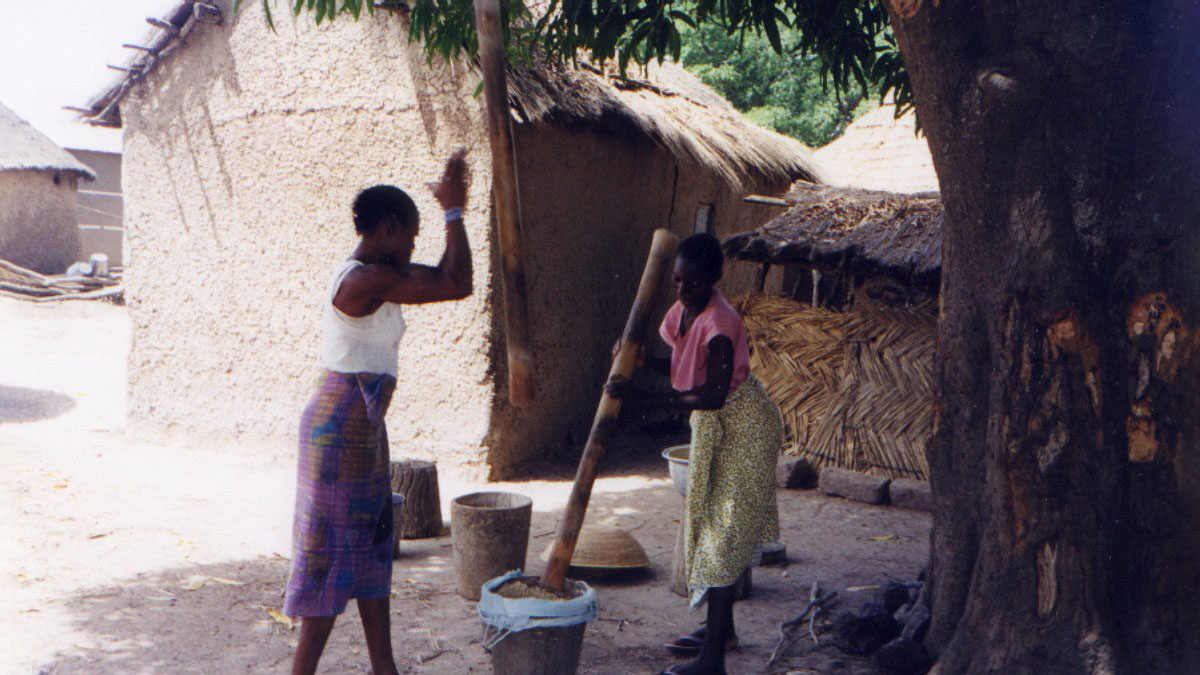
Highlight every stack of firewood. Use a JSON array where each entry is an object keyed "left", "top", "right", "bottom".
[{"left": 0, "top": 258, "right": 123, "bottom": 303}]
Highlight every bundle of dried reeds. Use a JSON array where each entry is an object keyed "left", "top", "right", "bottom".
[
  {"left": 0, "top": 258, "right": 123, "bottom": 303},
  {"left": 738, "top": 293, "right": 935, "bottom": 480}
]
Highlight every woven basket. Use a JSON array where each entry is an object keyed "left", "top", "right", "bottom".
[{"left": 539, "top": 525, "right": 650, "bottom": 570}]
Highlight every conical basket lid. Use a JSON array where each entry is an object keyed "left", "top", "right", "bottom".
[{"left": 539, "top": 525, "right": 650, "bottom": 569}]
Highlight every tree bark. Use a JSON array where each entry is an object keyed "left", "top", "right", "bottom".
[
  {"left": 389, "top": 459, "right": 443, "bottom": 539},
  {"left": 887, "top": 2, "right": 1200, "bottom": 672}
]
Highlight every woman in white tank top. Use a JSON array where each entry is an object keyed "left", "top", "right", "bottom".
[{"left": 285, "top": 150, "right": 473, "bottom": 675}]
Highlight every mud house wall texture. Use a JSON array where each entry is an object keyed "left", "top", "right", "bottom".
[
  {"left": 486, "top": 124, "right": 677, "bottom": 474},
  {"left": 664, "top": 162, "right": 792, "bottom": 298},
  {"left": 486, "top": 125, "right": 794, "bottom": 475},
  {"left": 120, "top": 7, "right": 497, "bottom": 469},
  {"left": 0, "top": 170, "right": 82, "bottom": 274}
]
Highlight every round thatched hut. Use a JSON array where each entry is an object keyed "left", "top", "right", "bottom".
[{"left": 0, "top": 102, "right": 95, "bottom": 274}]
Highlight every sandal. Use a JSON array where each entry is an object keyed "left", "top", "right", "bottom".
[{"left": 663, "top": 633, "right": 739, "bottom": 657}]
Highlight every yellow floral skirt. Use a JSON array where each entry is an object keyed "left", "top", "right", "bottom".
[{"left": 685, "top": 375, "right": 782, "bottom": 608}]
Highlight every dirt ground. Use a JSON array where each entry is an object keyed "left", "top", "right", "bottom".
[{"left": 0, "top": 297, "right": 931, "bottom": 674}]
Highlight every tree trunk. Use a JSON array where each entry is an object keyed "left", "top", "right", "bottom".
[
  {"left": 389, "top": 459, "right": 443, "bottom": 539},
  {"left": 887, "top": 2, "right": 1200, "bottom": 672}
]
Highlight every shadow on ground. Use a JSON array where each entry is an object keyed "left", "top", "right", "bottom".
[
  {"left": 0, "top": 384, "right": 76, "bottom": 424},
  {"left": 37, "top": 473, "right": 927, "bottom": 675},
  {"left": 509, "top": 423, "right": 690, "bottom": 483}
]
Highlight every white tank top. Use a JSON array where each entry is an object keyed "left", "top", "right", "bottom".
[{"left": 319, "top": 259, "right": 406, "bottom": 376}]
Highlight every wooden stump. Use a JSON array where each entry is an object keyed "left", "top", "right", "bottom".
[
  {"left": 669, "top": 510, "right": 751, "bottom": 600},
  {"left": 389, "top": 459, "right": 443, "bottom": 539}
]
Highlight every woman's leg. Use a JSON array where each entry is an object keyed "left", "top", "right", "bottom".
[
  {"left": 668, "top": 583, "right": 735, "bottom": 675},
  {"left": 358, "top": 597, "right": 400, "bottom": 675},
  {"left": 292, "top": 616, "right": 336, "bottom": 675}
]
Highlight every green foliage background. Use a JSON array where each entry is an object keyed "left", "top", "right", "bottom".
[{"left": 679, "top": 24, "right": 873, "bottom": 147}]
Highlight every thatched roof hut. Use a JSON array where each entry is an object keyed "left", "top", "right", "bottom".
[
  {"left": 812, "top": 102, "right": 936, "bottom": 194},
  {"left": 75, "top": 0, "right": 818, "bottom": 477},
  {"left": 726, "top": 182, "right": 943, "bottom": 290},
  {"left": 0, "top": 103, "right": 95, "bottom": 179},
  {"left": 724, "top": 121, "right": 943, "bottom": 480},
  {"left": 504, "top": 59, "right": 820, "bottom": 188},
  {"left": 0, "top": 102, "right": 92, "bottom": 273}
]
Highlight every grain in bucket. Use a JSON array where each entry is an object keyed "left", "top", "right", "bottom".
[
  {"left": 478, "top": 570, "right": 598, "bottom": 675},
  {"left": 450, "top": 491, "right": 532, "bottom": 600}
]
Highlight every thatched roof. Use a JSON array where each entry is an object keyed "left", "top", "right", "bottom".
[
  {"left": 725, "top": 182, "right": 942, "bottom": 287},
  {"left": 76, "top": 2, "right": 818, "bottom": 189},
  {"left": 814, "top": 103, "right": 937, "bottom": 194},
  {"left": 76, "top": 1, "right": 203, "bottom": 131},
  {"left": 507, "top": 60, "right": 820, "bottom": 187},
  {"left": 0, "top": 102, "right": 96, "bottom": 179}
]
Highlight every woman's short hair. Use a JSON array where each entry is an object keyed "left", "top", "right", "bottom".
[
  {"left": 677, "top": 232, "right": 724, "bottom": 282},
  {"left": 353, "top": 185, "right": 419, "bottom": 236}
]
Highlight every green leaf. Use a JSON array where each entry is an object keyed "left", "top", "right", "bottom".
[
  {"left": 669, "top": 10, "right": 696, "bottom": 29},
  {"left": 263, "top": 0, "right": 276, "bottom": 31},
  {"left": 762, "top": 14, "right": 782, "bottom": 54}
]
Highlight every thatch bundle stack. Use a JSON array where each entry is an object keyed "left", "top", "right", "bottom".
[{"left": 738, "top": 293, "right": 935, "bottom": 480}]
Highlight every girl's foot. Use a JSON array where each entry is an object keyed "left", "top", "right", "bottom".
[{"left": 664, "top": 627, "right": 738, "bottom": 656}]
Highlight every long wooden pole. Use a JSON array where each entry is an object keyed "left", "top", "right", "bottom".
[
  {"left": 474, "top": 0, "right": 535, "bottom": 406},
  {"left": 541, "top": 229, "right": 679, "bottom": 590}
]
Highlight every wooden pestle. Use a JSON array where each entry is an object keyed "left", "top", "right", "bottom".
[{"left": 541, "top": 228, "right": 679, "bottom": 590}]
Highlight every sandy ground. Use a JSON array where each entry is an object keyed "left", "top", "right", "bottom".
[{"left": 0, "top": 297, "right": 931, "bottom": 674}]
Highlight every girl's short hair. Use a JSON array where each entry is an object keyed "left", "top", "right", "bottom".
[
  {"left": 353, "top": 185, "right": 419, "bottom": 236},
  {"left": 677, "top": 232, "right": 724, "bottom": 281}
]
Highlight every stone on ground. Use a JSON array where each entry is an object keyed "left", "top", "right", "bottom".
[
  {"left": 819, "top": 467, "right": 890, "bottom": 505},
  {"left": 888, "top": 478, "right": 933, "bottom": 512}
]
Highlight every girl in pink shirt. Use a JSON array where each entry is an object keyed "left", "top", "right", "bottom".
[{"left": 608, "top": 233, "right": 782, "bottom": 675}]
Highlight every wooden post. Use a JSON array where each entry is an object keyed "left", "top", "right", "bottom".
[
  {"left": 389, "top": 459, "right": 443, "bottom": 539},
  {"left": 541, "top": 229, "right": 679, "bottom": 590},
  {"left": 755, "top": 262, "right": 771, "bottom": 293},
  {"left": 474, "top": 0, "right": 536, "bottom": 406}
]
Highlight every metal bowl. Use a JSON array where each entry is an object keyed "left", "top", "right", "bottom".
[{"left": 661, "top": 445, "right": 690, "bottom": 496}]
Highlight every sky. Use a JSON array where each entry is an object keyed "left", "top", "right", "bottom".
[{"left": 0, "top": 0, "right": 172, "bottom": 152}]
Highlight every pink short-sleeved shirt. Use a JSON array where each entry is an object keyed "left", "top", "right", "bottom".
[{"left": 658, "top": 288, "right": 751, "bottom": 393}]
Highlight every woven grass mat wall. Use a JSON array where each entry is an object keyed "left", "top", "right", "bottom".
[{"left": 738, "top": 293, "right": 936, "bottom": 481}]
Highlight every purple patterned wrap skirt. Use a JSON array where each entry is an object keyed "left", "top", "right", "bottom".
[{"left": 283, "top": 370, "right": 396, "bottom": 617}]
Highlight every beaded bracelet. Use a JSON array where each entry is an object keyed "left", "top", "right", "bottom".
[{"left": 444, "top": 207, "right": 464, "bottom": 223}]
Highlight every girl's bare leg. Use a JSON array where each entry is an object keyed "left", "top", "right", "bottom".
[
  {"left": 292, "top": 616, "right": 336, "bottom": 675},
  {"left": 667, "top": 584, "right": 734, "bottom": 675},
  {"left": 358, "top": 596, "right": 400, "bottom": 675}
]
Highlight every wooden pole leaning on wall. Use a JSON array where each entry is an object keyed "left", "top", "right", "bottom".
[
  {"left": 541, "top": 229, "right": 679, "bottom": 590},
  {"left": 474, "top": 0, "right": 535, "bottom": 406}
]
